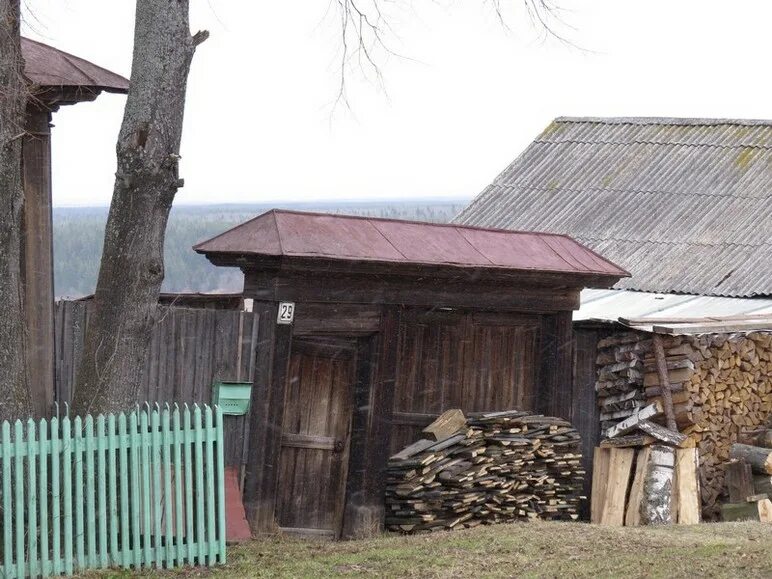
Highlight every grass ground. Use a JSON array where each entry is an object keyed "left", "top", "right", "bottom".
[{"left": 89, "top": 521, "right": 772, "bottom": 579}]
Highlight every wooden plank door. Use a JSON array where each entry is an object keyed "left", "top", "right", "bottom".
[{"left": 276, "top": 337, "right": 356, "bottom": 537}]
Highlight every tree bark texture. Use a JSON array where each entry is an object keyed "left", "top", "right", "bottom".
[
  {"left": 73, "top": 0, "right": 207, "bottom": 415},
  {"left": 730, "top": 444, "right": 772, "bottom": 475},
  {"left": 0, "top": 0, "right": 32, "bottom": 421}
]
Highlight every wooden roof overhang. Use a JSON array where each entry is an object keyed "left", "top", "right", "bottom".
[
  {"left": 22, "top": 38, "right": 129, "bottom": 110},
  {"left": 196, "top": 210, "right": 629, "bottom": 312}
]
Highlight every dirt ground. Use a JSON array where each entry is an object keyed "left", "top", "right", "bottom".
[{"left": 88, "top": 520, "right": 772, "bottom": 579}]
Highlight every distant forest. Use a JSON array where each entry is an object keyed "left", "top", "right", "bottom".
[{"left": 53, "top": 200, "right": 469, "bottom": 298}]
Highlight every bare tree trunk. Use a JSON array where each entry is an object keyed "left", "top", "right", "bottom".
[
  {"left": 0, "top": 0, "right": 32, "bottom": 421},
  {"left": 73, "top": 0, "right": 207, "bottom": 415}
]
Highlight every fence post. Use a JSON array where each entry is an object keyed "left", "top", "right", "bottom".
[
  {"left": 216, "top": 405, "right": 226, "bottom": 564},
  {"left": 151, "top": 407, "right": 163, "bottom": 567},
  {"left": 118, "top": 412, "right": 131, "bottom": 569},
  {"left": 96, "top": 414, "right": 108, "bottom": 569},
  {"left": 85, "top": 414, "right": 96, "bottom": 568},
  {"left": 62, "top": 414, "right": 73, "bottom": 575},
  {"left": 15, "top": 420, "right": 26, "bottom": 579},
  {"left": 129, "top": 410, "right": 141, "bottom": 569},
  {"left": 172, "top": 405, "right": 184, "bottom": 567},
  {"left": 162, "top": 406, "right": 174, "bottom": 569},
  {"left": 183, "top": 405, "right": 194, "bottom": 565},
  {"left": 193, "top": 405, "right": 205, "bottom": 566},
  {"left": 27, "top": 418, "right": 39, "bottom": 577},
  {"left": 2, "top": 421, "right": 13, "bottom": 577},
  {"left": 51, "top": 416, "right": 60, "bottom": 576},
  {"left": 39, "top": 418, "right": 50, "bottom": 577},
  {"left": 73, "top": 415, "right": 85, "bottom": 569}
]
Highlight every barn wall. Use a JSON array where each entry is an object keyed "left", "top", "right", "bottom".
[
  {"left": 54, "top": 300, "right": 259, "bottom": 466},
  {"left": 389, "top": 308, "right": 576, "bottom": 454}
]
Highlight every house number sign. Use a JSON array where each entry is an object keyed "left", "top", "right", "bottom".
[{"left": 277, "top": 302, "right": 295, "bottom": 325}]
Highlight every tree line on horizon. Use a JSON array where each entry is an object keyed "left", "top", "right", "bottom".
[{"left": 53, "top": 201, "right": 468, "bottom": 298}]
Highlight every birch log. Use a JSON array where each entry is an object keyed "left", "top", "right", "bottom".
[{"left": 641, "top": 445, "right": 675, "bottom": 525}]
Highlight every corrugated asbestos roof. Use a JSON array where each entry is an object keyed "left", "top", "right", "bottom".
[
  {"left": 22, "top": 37, "right": 129, "bottom": 93},
  {"left": 456, "top": 117, "right": 772, "bottom": 298},
  {"left": 194, "top": 209, "right": 629, "bottom": 280}
]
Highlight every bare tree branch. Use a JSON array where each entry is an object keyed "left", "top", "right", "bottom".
[{"left": 330, "top": 1, "right": 579, "bottom": 113}]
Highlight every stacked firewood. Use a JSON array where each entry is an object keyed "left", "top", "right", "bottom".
[
  {"left": 596, "top": 332, "right": 701, "bottom": 433},
  {"left": 595, "top": 330, "right": 772, "bottom": 519},
  {"left": 385, "top": 410, "right": 584, "bottom": 533}
]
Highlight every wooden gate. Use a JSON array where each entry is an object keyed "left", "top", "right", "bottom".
[{"left": 276, "top": 338, "right": 356, "bottom": 537}]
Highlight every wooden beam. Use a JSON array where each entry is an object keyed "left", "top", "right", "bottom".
[
  {"left": 21, "top": 108, "right": 55, "bottom": 417},
  {"left": 243, "top": 301, "right": 293, "bottom": 533},
  {"left": 652, "top": 334, "right": 678, "bottom": 432},
  {"left": 342, "top": 306, "right": 400, "bottom": 539},
  {"left": 652, "top": 321, "right": 772, "bottom": 334},
  {"left": 590, "top": 447, "right": 610, "bottom": 524},
  {"left": 620, "top": 313, "right": 772, "bottom": 325}
]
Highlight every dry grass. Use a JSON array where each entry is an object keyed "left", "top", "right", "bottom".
[{"left": 88, "top": 520, "right": 772, "bottom": 578}]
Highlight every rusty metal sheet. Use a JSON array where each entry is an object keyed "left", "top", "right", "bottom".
[
  {"left": 22, "top": 37, "right": 128, "bottom": 93},
  {"left": 194, "top": 209, "right": 630, "bottom": 278}
]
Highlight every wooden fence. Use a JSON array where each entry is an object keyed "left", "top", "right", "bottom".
[
  {"left": 0, "top": 404, "right": 226, "bottom": 577},
  {"left": 54, "top": 301, "right": 259, "bottom": 466}
]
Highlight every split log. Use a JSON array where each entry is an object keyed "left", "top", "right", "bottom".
[
  {"left": 674, "top": 448, "right": 701, "bottom": 524},
  {"left": 758, "top": 499, "right": 772, "bottom": 522},
  {"left": 599, "top": 448, "right": 635, "bottom": 526},
  {"left": 638, "top": 420, "right": 689, "bottom": 447},
  {"left": 606, "top": 401, "right": 663, "bottom": 438},
  {"left": 600, "top": 434, "right": 656, "bottom": 448},
  {"left": 624, "top": 447, "right": 651, "bottom": 526},
  {"left": 423, "top": 409, "right": 466, "bottom": 442},
  {"left": 729, "top": 444, "right": 772, "bottom": 475},
  {"left": 726, "top": 460, "right": 754, "bottom": 503}
]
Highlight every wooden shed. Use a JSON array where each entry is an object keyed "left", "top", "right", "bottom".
[{"left": 195, "top": 210, "right": 628, "bottom": 538}]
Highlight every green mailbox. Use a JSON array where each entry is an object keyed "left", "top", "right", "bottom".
[{"left": 212, "top": 381, "right": 253, "bottom": 416}]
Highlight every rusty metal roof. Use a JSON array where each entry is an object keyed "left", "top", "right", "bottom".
[
  {"left": 456, "top": 117, "right": 772, "bottom": 298},
  {"left": 22, "top": 37, "right": 128, "bottom": 96},
  {"left": 194, "top": 210, "right": 629, "bottom": 281}
]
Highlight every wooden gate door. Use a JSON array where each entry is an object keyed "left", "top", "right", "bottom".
[{"left": 276, "top": 337, "right": 356, "bottom": 537}]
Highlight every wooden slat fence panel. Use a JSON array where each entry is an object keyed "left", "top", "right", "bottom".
[
  {"left": 0, "top": 405, "right": 226, "bottom": 577},
  {"left": 54, "top": 302, "right": 258, "bottom": 466}
]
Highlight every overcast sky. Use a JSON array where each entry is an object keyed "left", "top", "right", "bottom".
[{"left": 24, "top": 1, "right": 772, "bottom": 207}]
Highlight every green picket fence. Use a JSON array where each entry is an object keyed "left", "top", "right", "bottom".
[{"left": 0, "top": 403, "right": 226, "bottom": 577}]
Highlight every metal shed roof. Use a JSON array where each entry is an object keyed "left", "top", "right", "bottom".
[
  {"left": 456, "top": 117, "right": 772, "bottom": 298},
  {"left": 575, "top": 288, "right": 772, "bottom": 322},
  {"left": 194, "top": 209, "right": 629, "bottom": 281},
  {"left": 22, "top": 37, "right": 129, "bottom": 98}
]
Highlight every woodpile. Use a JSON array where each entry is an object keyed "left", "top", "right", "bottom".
[
  {"left": 720, "top": 439, "right": 772, "bottom": 522},
  {"left": 595, "top": 330, "right": 772, "bottom": 519},
  {"left": 385, "top": 410, "right": 584, "bottom": 533}
]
